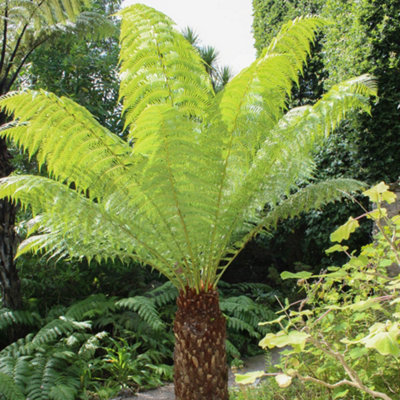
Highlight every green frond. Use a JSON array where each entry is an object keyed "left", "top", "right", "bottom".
[
  {"left": 202, "top": 17, "right": 327, "bottom": 276},
  {"left": 226, "top": 316, "right": 259, "bottom": 338},
  {"left": 118, "top": 4, "right": 213, "bottom": 132},
  {"left": 213, "top": 16, "right": 326, "bottom": 166},
  {"left": 116, "top": 296, "right": 164, "bottom": 331},
  {"left": 0, "top": 90, "right": 131, "bottom": 199},
  {"left": 265, "top": 16, "right": 326, "bottom": 73},
  {"left": 65, "top": 294, "right": 115, "bottom": 321},
  {"left": 2, "top": 0, "right": 90, "bottom": 31},
  {"left": 78, "top": 331, "right": 108, "bottom": 359},
  {"left": 69, "top": 10, "right": 117, "bottom": 39},
  {"left": 25, "top": 351, "right": 80, "bottom": 400},
  {"left": 225, "top": 339, "right": 241, "bottom": 359},
  {"left": 31, "top": 317, "right": 91, "bottom": 346},
  {"left": 0, "top": 309, "right": 41, "bottom": 331},
  {"left": 260, "top": 178, "right": 366, "bottom": 231},
  {"left": 0, "top": 372, "right": 25, "bottom": 400},
  {"left": 147, "top": 281, "right": 178, "bottom": 307}
]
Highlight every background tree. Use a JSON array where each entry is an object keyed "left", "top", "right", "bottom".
[
  {"left": 25, "top": 0, "right": 122, "bottom": 133},
  {"left": 0, "top": 5, "right": 376, "bottom": 399},
  {"left": 182, "top": 26, "right": 232, "bottom": 93},
  {"left": 0, "top": 0, "right": 113, "bottom": 310}
]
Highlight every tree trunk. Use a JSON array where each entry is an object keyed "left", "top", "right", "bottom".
[
  {"left": 173, "top": 288, "right": 228, "bottom": 400},
  {"left": 0, "top": 111, "right": 22, "bottom": 310}
]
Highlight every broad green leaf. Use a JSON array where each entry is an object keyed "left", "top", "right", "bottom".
[
  {"left": 275, "top": 373, "right": 292, "bottom": 388},
  {"left": 325, "top": 244, "right": 349, "bottom": 254},
  {"left": 259, "top": 330, "right": 309, "bottom": 351},
  {"left": 366, "top": 208, "right": 387, "bottom": 220},
  {"left": 330, "top": 217, "right": 359, "bottom": 243},
  {"left": 235, "top": 370, "right": 265, "bottom": 385},
  {"left": 382, "top": 190, "right": 397, "bottom": 204},
  {"left": 363, "top": 182, "right": 396, "bottom": 204},
  {"left": 360, "top": 322, "right": 400, "bottom": 356},
  {"left": 348, "top": 346, "right": 368, "bottom": 359},
  {"left": 281, "top": 271, "right": 313, "bottom": 280}
]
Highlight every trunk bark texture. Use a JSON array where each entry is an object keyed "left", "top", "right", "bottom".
[
  {"left": 173, "top": 288, "right": 228, "bottom": 400},
  {"left": 0, "top": 111, "right": 22, "bottom": 310}
]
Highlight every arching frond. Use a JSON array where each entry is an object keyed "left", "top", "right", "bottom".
[
  {"left": 118, "top": 4, "right": 213, "bottom": 132},
  {"left": 260, "top": 178, "right": 366, "bottom": 229},
  {"left": 0, "top": 90, "right": 131, "bottom": 199},
  {"left": 214, "top": 178, "right": 366, "bottom": 283},
  {"left": 212, "top": 75, "right": 376, "bottom": 263},
  {"left": 116, "top": 296, "right": 164, "bottom": 331},
  {"left": 202, "top": 17, "right": 327, "bottom": 275},
  {"left": 0, "top": 175, "right": 177, "bottom": 275},
  {"left": 0, "top": 309, "right": 41, "bottom": 331}
]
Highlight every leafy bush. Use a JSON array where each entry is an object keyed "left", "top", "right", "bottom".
[{"left": 246, "top": 182, "right": 400, "bottom": 400}]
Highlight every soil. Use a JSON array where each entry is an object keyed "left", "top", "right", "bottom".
[{"left": 112, "top": 349, "right": 283, "bottom": 400}]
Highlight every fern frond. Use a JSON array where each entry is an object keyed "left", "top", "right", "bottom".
[
  {"left": 65, "top": 294, "right": 115, "bottom": 321},
  {"left": 0, "top": 175, "right": 176, "bottom": 276},
  {"left": 225, "top": 339, "right": 241, "bottom": 359},
  {"left": 203, "top": 17, "right": 326, "bottom": 276},
  {"left": 0, "top": 372, "right": 25, "bottom": 400},
  {"left": 25, "top": 351, "right": 80, "bottom": 400},
  {"left": 68, "top": 10, "right": 117, "bottom": 39},
  {"left": 260, "top": 178, "right": 366, "bottom": 230},
  {"left": 0, "top": 90, "right": 131, "bottom": 199},
  {"left": 0, "top": 309, "right": 41, "bottom": 331},
  {"left": 118, "top": 4, "right": 213, "bottom": 131},
  {"left": 147, "top": 281, "right": 178, "bottom": 307},
  {"left": 226, "top": 317, "right": 259, "bottom": 338},
  {"left": 78, "top": 331, "right": 108, "bottom": 359},
  {"left": 31, "top": 317, "right": 91, "bottom": 346},
  {"left": 116, "top": 296, "right": 164, "bottom": 330}
]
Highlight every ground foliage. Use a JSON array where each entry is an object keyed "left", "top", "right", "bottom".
[{"left": 0, "top": 280, "right": 278, "bottom": 398}]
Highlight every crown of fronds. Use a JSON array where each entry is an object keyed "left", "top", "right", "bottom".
[{"left": 0, "top": 5, "right": 377, "bottom": 292}]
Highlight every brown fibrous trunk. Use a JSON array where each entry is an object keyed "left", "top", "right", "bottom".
[
  {"left": 0, "top": 114, "right": 22, "bottom": 311},
  {"left": 173, "top": 287, "right": 228, "bottom": 400}
]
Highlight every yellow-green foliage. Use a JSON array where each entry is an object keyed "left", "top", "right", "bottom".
[
  {"left": 254, "top": 182, "right": 400, "bottom": 400},
  {"left": 0, "top": 5, "right": 377, "bottom": 292}
]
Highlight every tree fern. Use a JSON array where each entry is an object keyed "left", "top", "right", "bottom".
[{"left": 0, "top": 6, "right": 378, "bottom": 398}]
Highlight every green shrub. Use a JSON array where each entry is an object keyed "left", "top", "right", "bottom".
[{"left": 247, "top": 182, "right": 400, "bottom": 400}]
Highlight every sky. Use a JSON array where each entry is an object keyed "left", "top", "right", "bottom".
[{"left": 122, "top": 0, "right": 256, "bottom": 75}]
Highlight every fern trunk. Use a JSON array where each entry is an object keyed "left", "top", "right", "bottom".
[
  {"left": 173, "top": 288, "right": 228, "bottom": 400},
  {"left": 0, "top": 112, "right": 21, "bottom": 311}
]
